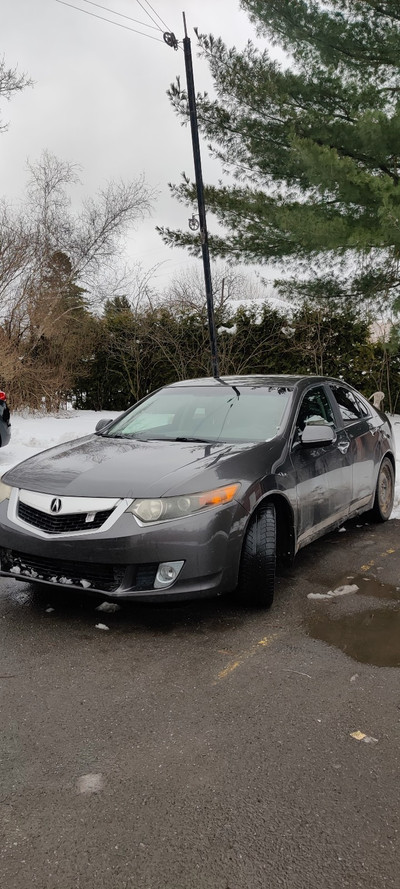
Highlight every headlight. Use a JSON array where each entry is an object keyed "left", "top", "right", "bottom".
[
  {"left": 0, "top": 479, "right": 12, "bottom": 503},
  {"left": 126, "top": 483, "right": 240, "bottom": 523}
]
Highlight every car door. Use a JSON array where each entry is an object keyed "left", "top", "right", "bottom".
[
  {"left": 327, "top": 383, "right": 378, "bottom": 509},
  {"left": 289, "top": 384, "right": 352, "bottom": 546}
]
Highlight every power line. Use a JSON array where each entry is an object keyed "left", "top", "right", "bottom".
[
  {"left": 134, "top": 0, "right": 163, "bottom": 33},
  {"left": 135, "top": 0, "right": 179, "bottom": 49},
  {"left": 81, "top": 0, "right": 160, "bottom": 31},
  {"left": 140, "top": 0, "right": 172, "bottom": 33},
  {"left": 55, "top": 0, "right": 166, "bottom": 42}
]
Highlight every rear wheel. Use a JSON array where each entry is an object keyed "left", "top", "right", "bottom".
[
  {"left": 371, "top": 457, "right": 395, "bottom": 522},
  {"left": 235, "top": 502, "right": 276, "bottom": 608}
]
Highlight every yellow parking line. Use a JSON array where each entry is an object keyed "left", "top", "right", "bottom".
[
  {"left": 214, "top": 632, "right": 280, "bottom": 683},
  {"left": 361, "top": 548, "right": 396, "bottom": 572},
  {"left": 360, "top": 560, "right": 375, "bottom": 572},
  {"left": 218, "top": 660, "right": 242, "bottom": 680}
]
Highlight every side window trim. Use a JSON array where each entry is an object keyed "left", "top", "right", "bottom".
[
  {"left": 328, "top": 383, "right": 370, "bottom": 425},
  {"left": 354, "top": 393, "right": 372, "bottom": 419},
  {"left": 321, "top": 383, "right": 341, "bottom": 429}
]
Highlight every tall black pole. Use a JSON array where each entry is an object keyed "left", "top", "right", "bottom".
[{"left": 182, "top": 12, "right": 219, "bottom": 378}]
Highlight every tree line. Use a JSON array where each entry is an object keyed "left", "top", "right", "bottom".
[
  {"left": 2, "top": 252, "right": 398, "bottom": 413},
  {"left": 77, "top": 289, "right": 398, "bottom": 413}
]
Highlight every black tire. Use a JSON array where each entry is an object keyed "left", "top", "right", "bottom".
[
  {"left": 235, "top": 502, "right": 276, "bottom": 608},
  {"left": 370, "top": 457, "right": 395, "bottom": 522}
]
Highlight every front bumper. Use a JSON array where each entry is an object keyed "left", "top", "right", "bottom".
[{"left": 0, "top": 497, "right": 248, "bottom": 601}]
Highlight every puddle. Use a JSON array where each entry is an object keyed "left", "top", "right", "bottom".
[
  {"left": 309, "top": 574, "right": 400, "bottom": 602},
  {"left": 306, "top": 608, "right": 400, "bottom": 667},
  {"left": 355, "top": 576, "right": 400, "bottom": 601}
]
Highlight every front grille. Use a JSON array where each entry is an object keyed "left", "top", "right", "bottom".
[
  {"left": 17, "top": 502, "right": 113, "bottom": 534},
  {"left": 0, "top": 548, "right": 158, "bottom": 594}
]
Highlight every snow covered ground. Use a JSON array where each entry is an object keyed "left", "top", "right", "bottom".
[
  {"left": 1, "top": 407, "right": 400, "bottom": 518},
  {"left": 0, "top": 409, "right": 118, "bottom": 481}
]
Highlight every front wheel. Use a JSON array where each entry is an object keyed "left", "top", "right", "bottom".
[
  {"left": 370, "top": 457, "right": 395, "bottom": 522},
  {"left": 235, "top": 502, "right": 276, "bottom": 608}
]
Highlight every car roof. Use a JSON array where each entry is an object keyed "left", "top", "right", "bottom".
[{"left": 166, "top": 374, "right": 340, "bottom": 389}]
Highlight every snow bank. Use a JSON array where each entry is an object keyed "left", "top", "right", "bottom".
[{"left": 0, "top": 409, "right": 118, "bottom": 478}]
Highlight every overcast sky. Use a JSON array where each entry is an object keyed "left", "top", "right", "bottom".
[{"left": 2, "top": 0, "right": 266, "bottom": 291}]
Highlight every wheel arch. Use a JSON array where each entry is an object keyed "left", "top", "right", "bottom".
[
  {"left": 373, "top": 449, "right": 396, "bottom": 498},
  {"left": 383, "top": 450, "right": 396, "bottom": 475},
  {"left": 246, "top": 492, "right": 296, "bottom": 569},
  {"left": 370, "top": 451, "right": 396, "bottom": 522}
]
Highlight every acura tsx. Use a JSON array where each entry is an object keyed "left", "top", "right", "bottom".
[{"left": 0, "top": 375, "right": 395, "bottom": 607}]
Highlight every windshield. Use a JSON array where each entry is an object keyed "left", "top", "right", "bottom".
[{"left": 102, "top": 386, "right": 292, "bottom": 443}]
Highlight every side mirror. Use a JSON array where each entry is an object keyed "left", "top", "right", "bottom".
[
  {"left": 300, "top": 424, "right": 335, "bottom": 447},
  {"left": 95, "top": 418, "right": 113, "bottom": 433}
]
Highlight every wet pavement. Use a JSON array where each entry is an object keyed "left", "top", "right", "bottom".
[
  {"left": 1, "top": 517, "right": 400, "bottom": 889},
  {"left": 306, "top": 606, "right": 400, "bottom": 667},
  {"left": 298, "top": 519, "right": 400, "bottom": 668}
]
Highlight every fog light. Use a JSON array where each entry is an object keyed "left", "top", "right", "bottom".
[{"left": 154, "top": 560, "right": 184, "bottom": 589}]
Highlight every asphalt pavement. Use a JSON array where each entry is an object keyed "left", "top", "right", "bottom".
[{"left": 1, "top": 517, "right": 400, "bottom": 889}]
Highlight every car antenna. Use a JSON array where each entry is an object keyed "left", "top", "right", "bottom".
[{"left": 216, "top": 378, "right": 240, "bottom": 397}]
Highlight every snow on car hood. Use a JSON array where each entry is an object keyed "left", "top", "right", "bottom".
[{"left": 2, "top": 433, "right": 265, "bottom": 498}]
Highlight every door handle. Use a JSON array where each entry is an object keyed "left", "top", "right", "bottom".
[{"left": 337, "top": 441, "right": 350, "bottom": 454}]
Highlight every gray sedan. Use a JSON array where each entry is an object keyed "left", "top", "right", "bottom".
[{"left": 0, "top": 375, "right": 395, "bottom": 607}]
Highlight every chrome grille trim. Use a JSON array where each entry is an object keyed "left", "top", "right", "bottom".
[
  {"left": 19, "top": 490, "right": 120, "bottom": 515},
  {"left": 7, "top": 489, "right": 133, "bottom": 538},
  {"left": 17, "top": 502, "right": 113, "bottom": 534}
]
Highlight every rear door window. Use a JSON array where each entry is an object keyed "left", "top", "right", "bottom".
[{"left": 329, "top": 385, "right": 370, "bottom": 424}]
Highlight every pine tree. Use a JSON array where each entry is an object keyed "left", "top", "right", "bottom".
[{"left": 159, "top": 1, "right": 400, "bottom": 305}]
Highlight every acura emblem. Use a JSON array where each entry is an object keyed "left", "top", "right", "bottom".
[{"left": 50, "top": 498, "right": 62, "bottom": 513}]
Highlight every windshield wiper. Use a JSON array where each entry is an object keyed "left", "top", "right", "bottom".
[
  {"left": 102, "top": 433, "right": 215, "bottom": 443},
  {"left": 174, "top": 436, "right": 215, "bottom": 443},
  {"left": 105, "top": 432, "right": 145, "bottom": 440}
]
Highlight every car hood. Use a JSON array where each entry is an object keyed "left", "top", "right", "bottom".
[{"left": 2, "top": 434, "right": 273, "bottom": 498}]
